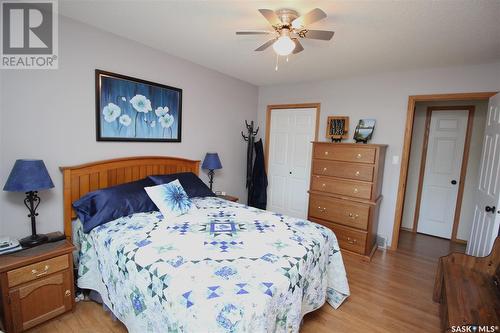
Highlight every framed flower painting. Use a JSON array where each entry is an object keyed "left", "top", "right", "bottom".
[{"left": 95, "top": 70, "right": 182, "bottom": 142}]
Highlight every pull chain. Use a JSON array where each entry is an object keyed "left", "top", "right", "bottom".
[{"left": 275, "top": 54, "right": 279, "bottom": 71}]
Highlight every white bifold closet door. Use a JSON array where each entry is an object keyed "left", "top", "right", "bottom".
[{"left": 267, "top": 108, "right": 317, "bottom": 219}]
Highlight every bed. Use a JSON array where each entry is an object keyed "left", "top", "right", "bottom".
[{"left": 61, "top": 156, "right": 349, "bottom": 333}]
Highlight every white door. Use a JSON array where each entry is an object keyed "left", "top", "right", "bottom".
[
  {"left": 467, "top": 93, "right": 500, "bottom": 256},
  {"left": 267, "top": 108, "right": 316, "bottom": 218},
  {"left": 417, "top": 109, "right": 469, "bottom": 238}
]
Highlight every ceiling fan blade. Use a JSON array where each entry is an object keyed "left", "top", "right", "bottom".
[
  {"left": 292, "top": 8, "right": 327, "bottom": 28},
  {"left": 255, "top": 38, "right": 276, "bottom": 51},
  {"left": 292, "top": 39, "right": 304, "bottom": 54},
  {"left": 258, "top": 9, "right": 281, "bottom": 26},
  {"left": 236, "top": 31, "right": 273, "bottom": 35},
  {"left": 302, "top": 29, "right": 335, "bottom": 40}
]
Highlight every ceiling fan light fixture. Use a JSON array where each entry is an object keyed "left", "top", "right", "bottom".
[{"left": 272, "top": 35, "right": 295, "bottom": 56}]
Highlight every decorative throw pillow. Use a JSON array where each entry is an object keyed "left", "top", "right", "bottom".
[{"left": 144, "top": 179, "right": 197, "bottom": 220}]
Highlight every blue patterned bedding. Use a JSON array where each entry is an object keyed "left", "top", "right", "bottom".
[{"left": 74, "top": 197, "right": 349, "bottom": 332}]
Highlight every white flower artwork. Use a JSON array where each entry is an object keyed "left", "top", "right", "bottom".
[
  {"left": 97, "top": 71, "right": 182, "bottom": 141},
  {"left": 130, "top": 94, "right": 152, "bottom": 113},
  {"left": 102, "top": 103, "right": 121, "bottom": 122}
]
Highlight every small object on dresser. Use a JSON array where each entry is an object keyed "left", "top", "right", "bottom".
[
  {"left": 0, "top": 240, "right": 75, "bottom": 332},
  {"left": 326, "top": 116, "right": 349, "bottom": 142},
  {"left": 217, "top": 194, "right": 239, "bottom": 202},
  {"left": 3, "top": 159, "right": 54, "bottom": 248},
  {"left": 353, "top": 119, "right": 376, "bottom": 144}
]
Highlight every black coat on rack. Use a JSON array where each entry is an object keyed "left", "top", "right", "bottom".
[
  {"left": 248, "top": 139, "right": 267, "bottom": 209},
  {"left": 241, "top": 120, "right": 266, "bottom": 207}
]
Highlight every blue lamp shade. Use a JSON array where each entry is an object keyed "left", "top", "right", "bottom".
[
  {"left": 202, "top": 153, "right": 222, "bottom": 170},
  {"left": 3, "top": 159, "right": 54, "bottom": 192}
]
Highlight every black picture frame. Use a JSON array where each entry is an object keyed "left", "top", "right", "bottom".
[{"left": 95, "top": 69, "right": 183, "bottom": 142}]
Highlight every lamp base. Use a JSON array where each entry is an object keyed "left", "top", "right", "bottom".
[{"left": 19, "top": 234, "right": 48, "bottom": 248}]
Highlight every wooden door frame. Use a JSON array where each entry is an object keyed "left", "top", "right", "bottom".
[
  {"left": 391, "top": 92, "right": 497, "bottom": 251},
  {"left": 264, "top": 103, "right": 321, "bottom": 170},
  {"left": 412, "top": 105, "right": 475, "bottom": 242}
]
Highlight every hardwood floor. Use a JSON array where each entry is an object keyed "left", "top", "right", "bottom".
[{"left": 27, "top": 231, "right": 464, "bottom": 333}]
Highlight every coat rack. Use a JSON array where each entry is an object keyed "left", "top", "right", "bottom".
[{"left": 241, "top": 120, "right": 259, "bottom": 202}]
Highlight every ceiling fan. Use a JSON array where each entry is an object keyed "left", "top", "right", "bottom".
[{"left": 236, "top": 8, "right": 334, "bottom": 57}]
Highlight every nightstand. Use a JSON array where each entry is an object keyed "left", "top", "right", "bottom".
[
  {"left": 0, "top": 240, "right": 75, "bottom": 333},
  {"left": 217, "top": 194, "right": 239, "bottom": 202}
]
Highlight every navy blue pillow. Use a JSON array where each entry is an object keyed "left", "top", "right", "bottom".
[
  {"left": 148, "top": 172, "right": 215, "bottom": 198},
  {"left": 73, "top": 177, "right": 157, "bottom": 233}
]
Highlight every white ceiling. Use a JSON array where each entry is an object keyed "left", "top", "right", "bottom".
[{"left": 60, "top": 0, "right": 500, "bottom": 86}]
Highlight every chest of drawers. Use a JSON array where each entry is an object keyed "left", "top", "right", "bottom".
[{"left": 308, "top": 142, "right": 386, "bottom": 260}]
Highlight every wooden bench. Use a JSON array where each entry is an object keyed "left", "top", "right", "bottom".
[{"left": 433, "top": 237, "right": 500, "bottom": 332}]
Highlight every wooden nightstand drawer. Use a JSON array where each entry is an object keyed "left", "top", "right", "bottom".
[{"left": 7, "top": 254, "right": 69, "bottom": 288}]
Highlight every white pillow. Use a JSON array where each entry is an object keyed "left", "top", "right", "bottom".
[{"left": 144, "top": 179, "right": 197, "bottom": 220}]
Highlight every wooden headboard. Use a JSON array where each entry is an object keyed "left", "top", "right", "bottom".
[{"left": 60, "top": 156, "right": 200, "bottom": 240}]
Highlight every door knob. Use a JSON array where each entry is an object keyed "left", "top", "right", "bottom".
[
  {"left": 485, "top": 206, "right": 496, "bottom": 213},
  {"left": 451, "top": 180, "right": 457, "bottom": 185}
]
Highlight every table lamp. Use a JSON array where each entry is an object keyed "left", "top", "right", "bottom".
[
  {"left": 3, "top": 159, "right": 54, "bottom": 247},
  {"left": 202, "top": 153, "right": 222, "bottom": 191}
]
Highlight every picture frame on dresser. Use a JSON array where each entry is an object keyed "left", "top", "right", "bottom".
[
  {"left": 308, "top": 142, "right": 387, "bottom": 260},
  {"left": 95, "top": 70, "right": 183, "bottom": 142}
]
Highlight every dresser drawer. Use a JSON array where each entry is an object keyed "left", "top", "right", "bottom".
[
  {"left": 313, "top": 145, "right": 376, "bottom": 164},
  {"left": 311, "top": 176, "right": 373, "bottom": 200},
  {"left": 312, "top": 159, "right": 374, "bottom": 181},
  {"left": 329, "top": 224, "right": 367, "bottom": 254},
  {"left": 309, "top": 195, "right": 370, "bottom": 230},
  {"left": 7, "top": 254, "right": 69, "bottom": 288}
]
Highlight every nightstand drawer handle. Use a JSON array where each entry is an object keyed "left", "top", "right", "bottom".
[
  {"left": 32, "top": 265, "right": 49, "bottom": 277},
  {"left": 65, "top": 290, "right": 71, "bottom": 297},
  {"left": 347, "top": 237, "right": 357, "bottom": 244}
]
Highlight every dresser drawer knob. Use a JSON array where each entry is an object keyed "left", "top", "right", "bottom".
[
  {"left": 356, "top": 153, "right": 362, "bottom": 159},
  {"left": 321, "top": 183, "right": 326, "bottom": 188},
  {"left": 322, "top": 167, "right": 327, "bottom": 173},
  {"left": 355, "top": 171, "right": 360, "bottom": 176},
  {"left": 65, "top": 290, "right": 71, "bottom": 297},
  {"left": 31, "top": 265, "right": 49, "bottom": 277},
  {"left": 317, "top": 206, "right": 327, "bottom": 213},
  {"left": 348, "top": 212, "right": 359, "bottom": 219},
  {"left": 353, "top": 188, "right": 359, "bottom": 193},
  {"left": 324, "top": 151, "right": 329, "bottom": 156}
]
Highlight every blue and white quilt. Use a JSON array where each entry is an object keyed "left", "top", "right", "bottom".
[{"left": 74, "top": 197, "right": 349, "bottom": 333}]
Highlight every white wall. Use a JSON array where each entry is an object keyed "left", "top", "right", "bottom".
[
  {"left": 401, "top": 100, "right": 488, "bottom": 242},
  {"left": 0, "top": 17, "right": 258, "bottom": 238},
  {"left": 258, "top": 62, "right": 500, "bottom": 247}
]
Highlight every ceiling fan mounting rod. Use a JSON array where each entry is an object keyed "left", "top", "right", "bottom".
[{"left": 275, "top": 8, "right": 298, "bottom": 26}]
